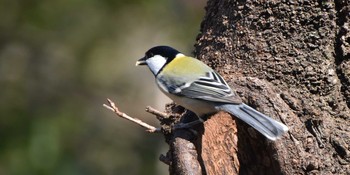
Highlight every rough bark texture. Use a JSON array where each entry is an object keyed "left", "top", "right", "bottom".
[
  {"left": 167, "top": 0, "right": 350, "bottom": 174},
  {"left": 170, "top": 129, "right": 203, "bottom": 175}
]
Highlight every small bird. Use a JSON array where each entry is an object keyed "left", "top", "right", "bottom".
[{"left": 136, "top": 46, "right": 288, "bottom": 140}]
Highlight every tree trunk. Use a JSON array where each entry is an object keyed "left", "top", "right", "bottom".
[{"left": 165, "top": 0, "right": 350, "bottom": 174}]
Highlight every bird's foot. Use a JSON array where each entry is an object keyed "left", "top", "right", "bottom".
[{"left": 173, "top": 118, "right": 204, "bottom": 129}]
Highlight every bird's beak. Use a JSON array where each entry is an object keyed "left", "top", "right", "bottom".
[{"left": 136, "top": 57, "right": 147, "bottom": 66}]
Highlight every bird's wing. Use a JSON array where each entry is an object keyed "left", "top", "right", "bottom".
[{"left": 168, "top": 71, "right": 242, "bottom": 104}]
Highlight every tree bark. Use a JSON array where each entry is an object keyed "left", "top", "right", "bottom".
[{"left": 166, "top": 0, "right": 350, "bottom": 174}]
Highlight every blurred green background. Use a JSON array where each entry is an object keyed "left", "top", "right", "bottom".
[{"left": 0, "top": 0, "right": 205, "bottom": 174}]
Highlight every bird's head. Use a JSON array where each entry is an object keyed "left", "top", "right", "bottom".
[{"left": 136, "top": 46, "right": 182, "bottom": 75}]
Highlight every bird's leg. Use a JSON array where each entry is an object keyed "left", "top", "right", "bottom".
[
  {"left": 173, "top": 119, "right": 203, "bottom": 129},
  {"left": 173, "top": 115, "right": 206, "bottom": 129}
]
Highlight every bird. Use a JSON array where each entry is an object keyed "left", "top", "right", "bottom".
[{"left": 136, "top": 46, "right": 288, "bottom": 140}]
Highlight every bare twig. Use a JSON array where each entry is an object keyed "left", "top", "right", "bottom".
[
  {"left": 103, "top": 98, "right": 160, "bottom": 133},
  {"left": 146, "top": 106, "right": 170, "bottom": 119}
]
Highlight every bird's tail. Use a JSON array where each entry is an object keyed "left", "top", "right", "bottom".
[{"left": 217, "top": 103, "right": 288, "bottom": 140}]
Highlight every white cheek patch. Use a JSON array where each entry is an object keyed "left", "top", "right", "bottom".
[{"left": 146, "top": 55, "right": 167, "bottom": 75}]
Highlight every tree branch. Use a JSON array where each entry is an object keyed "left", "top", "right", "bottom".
[{"left": 103, "top": 98, "right": 161, "bottom": 133}]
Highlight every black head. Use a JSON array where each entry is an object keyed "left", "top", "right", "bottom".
[
  {"left": 145, "top": 46, "right": 180, "bottom": 62},
  {"left": 136, "top": 46, "right": 181, "bottom": 75},
  {"left": 136, "top": 46, "right": 180, "bottom": 66}
]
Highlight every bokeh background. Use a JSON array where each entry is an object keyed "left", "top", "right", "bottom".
[{"left": 0, "top": 0, "right": 205, "bottom": 174}]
